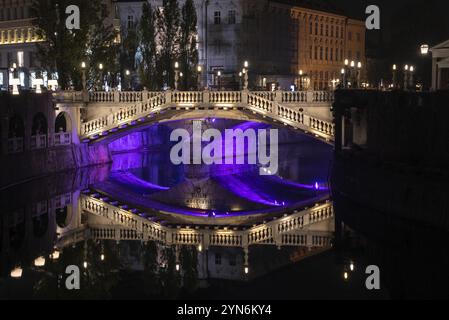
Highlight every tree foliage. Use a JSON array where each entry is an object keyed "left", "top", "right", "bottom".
[{"left": 31, "top": 0, "right": 119, "bottom": 90}]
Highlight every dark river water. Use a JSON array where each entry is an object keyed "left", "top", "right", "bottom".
[{"left": 0, "top": 120, "right": 448, "bottom": 299}]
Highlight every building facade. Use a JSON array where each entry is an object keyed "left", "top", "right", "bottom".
[
  {"left": 0, "top": 0, "right": 42, "bottom": 90},
  {"left": 116, "top": 0, "right": 366, "bottom": 90},
  {"left": 431, "top": 39, "right": 449, "bottom": 90},
  {"left": 0, "top": 0, "right": 119, "bottom": 91}
]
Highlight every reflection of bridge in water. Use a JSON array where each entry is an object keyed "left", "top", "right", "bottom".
[
  {"left": 1, "top": 183, "right": 334, "bottom": 281},
  {"left": 54, "top": 89, "right": 335, "bottom": 144}
]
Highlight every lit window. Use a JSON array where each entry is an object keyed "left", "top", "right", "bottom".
[{"left": 17, "top": 51, "right": 24, "bottom": 67}]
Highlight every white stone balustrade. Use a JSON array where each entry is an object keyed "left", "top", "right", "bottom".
[
  {"left": 30, "top": 134, "right": 47, "bottom": 150},
  {"left": 58, "top": 90, "right": 334, "bottom": 142},
  {"left": 80, "top": 194, "right": 334, "bottom": 250}
]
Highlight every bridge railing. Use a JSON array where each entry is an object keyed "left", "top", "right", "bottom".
[
  {"left": 78, "top": 89, "right": 334, "bottom": 141},
  {"left": 80, "top": 194, "right": 333, "bottom": 249}
]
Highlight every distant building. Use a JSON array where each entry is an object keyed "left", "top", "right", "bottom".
[
  {"left": 116, "top": 0, "right": 366, "bottom": 90},
  {"left": 0, "top": 0, "right": 119, "bottom": 91},
  {"left": 0, "top": 0, "right": 41, "bottom": 90},
  {"left": 431, "top": 39, "right": 449, "bottom": 90}
]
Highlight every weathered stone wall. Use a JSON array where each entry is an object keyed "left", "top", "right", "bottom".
[
  {"left": 0, "top": 92, "right": 111, "bottom": 189},
  {"left": 0, "top": 144, "right": 111, "bottom": 189}
]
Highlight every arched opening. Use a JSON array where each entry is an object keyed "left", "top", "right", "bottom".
[
  {"left": 54, "top": 112, "right": 72, "bottom": 146},
  {"left": 31, "top": 113, "right": 48, "bottom": 149},
  {"left": 33, "top": 212, "right": 49, "bottom": 238},
  {"left": 9, "top": 210, "right": 26, "bottom": 251},
  {"left": 56, "top": 206, "right": 69, "bottom": 228},
  {"left": 8, "top": 115, "right": 24, "bottom": 153}
]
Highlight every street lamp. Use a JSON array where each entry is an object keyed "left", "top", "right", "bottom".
[
  {"left": 298, "top": 69, "right": 304, "bottom": 91},
  {"left": 409, "top": 66, "right": 415, "bottom": 89},
  {"left": 197, "top": 65, "right": 202, "bottom": 90},
  {"left": 243, "top": 60, "right": 249, "bottom": 90},
  {"left": 98, "top": 63, "right": 104, "bottom": 91},
  {"left": 357, "top": 62, "right": 362, "bottom": 89},
  {"left": 174, "top": 61, "right": 180, "bottom": 90},
  {"left": 32, "top": 78, "right": 44, "bottom": 94},
  {"left": 340, "top": 68, "right": 346, "bottom": 88},
  {"left": 420, "top": 44, "right": 429, "bottom": 56},
  {"left": 217, "top": 70, "right": 222, "bottom": 90},
  {"left": 404, "top": 64, "right": 409, "bottom": 90},
  {"left": 392, "top": 64, "right": 397, "bottom": 89},
  {"left": 125, "top": 69, "right": 131, "bottom": 91},
  {"left": 81, "top": 61, "right": 87, "bottom": 91}
]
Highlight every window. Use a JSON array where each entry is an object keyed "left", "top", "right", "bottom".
[
  {"left": 330, "top": 48, "right": 333, "bottom": 61},
  {"left": 229, "top": 255, "right": 236, "bottom": 266},
  {"left": 127, "top": 15, "right": 134, "bottom": 29},
  {"left": 357, "top": 33, "right": 361, "bottom": 42},
  {"left": 331, "top": 26, "right": 334, "bottom": 37},
  {"left": 309, "top": 46, "right": 313, "bottom": 59},
  {"left": 320, "top": 47, "right": 323, "bottom": 60},
  {"left": 228, "top": 10, "right": 236, "bottom": 24},
  {"left": 315, "top": 22, "right": 318, "bottom": 35},
  {"left": 214, "top": 11, "right": 221, "bottom": 24},
  {"left": 356, "top": 51, "right": 361, "bottom": 60},
  {"left": 314, "top": 46, "right": 318, "bottom": 60},
  {"left": 17, "top": 51, "right": 24, "bottom": 67},
  {"left": 348, "top": 32, "right": 352, "bottom": 41},
  {"left": 309, "top": 22, "right": 313, "bottom": 34},
  {"left": 325, "top": 25, "right": 329, "bottom": 37},
  {"left": 215, "top": 253, "right": 222, "bottom": 265},
  {"left": 320, "top": 24, "right": 323, "bottom": 36},
  {"left": 348, "top": 50, "right": 352, "bottom": 59}
]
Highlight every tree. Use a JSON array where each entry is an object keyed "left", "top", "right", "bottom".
[
  {"left": 85, "top": 2, "right": 120, "bottom": 90},
  {"left": 120, "top": 28, "right": 139, "bottom": 89},
  {"left": 31, "top": 0, "right": 118, "bottom": 90},
  {"left": 156, "top": 0, "right": 181, "bottom": 89},
  {"left": 179, "top": 0, "right": 199, "bottom": 90},
  {"left": 138, "top": 2, "right": 158, "bottom": 90}
]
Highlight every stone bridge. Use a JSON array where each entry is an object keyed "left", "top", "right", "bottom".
[{"left": 53, "top": 89, "right": 335, "bottom": 145}]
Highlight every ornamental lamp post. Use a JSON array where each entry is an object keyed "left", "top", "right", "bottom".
[
  {"left": 217, "top": 70, "right": 222, "bottom": 90},
  {"left": 243, "top": 60, "right": 249, "bottom": 90},
  {"left": 197, "top": 65, "right": 202, "bottom": 90},
  {"left": 98, "top": 63, "right": 104, "bottom": 91},
  {"left": 350, "top": 61, "right": 355, "bottom": 87},
  {"left": 299, "top": 69, "right": 304, "bottom": 91},
  {"left": 125, "top": 69, "right": 131, "bottom": 91},
  {"left": 357, "top": 62, "right": 362, "bottom": 89},
  {"left": 340, "top": 68, "right": 346, "bottom": 89},
  {"left": 392, "top": 64, "right": 397, "bottom": 89},
  {"left": 81, "top": 61, "right": 87, "bottom": 92},
  {"left": 409, "top": 66, "right": 415, "bottom": 90},
  {"left": 174, "top": 61, "right": 180, "bottom": 90},
  {"left": 404, "top": 64, "right": 409, "bottom": 90}
]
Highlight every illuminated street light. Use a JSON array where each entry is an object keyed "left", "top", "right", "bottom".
[
  {"left": 34, "top": 256, "right": 46, "bottom": 267},
  {"left": 420, "top": 44, "right": 429, "bottom": 56},
  {"left": 10, "top": 267, "right": 23, "bottom": 278},
  {"left": 50, "top": 250, "right": 60, "bottom": 260},
  {"left": 33, "top": 78, "right": 44, "bottom": 94},
  {"left": 48, "top": 79, "right": 58, "bottom": 91},
  {"left": 174, "top": 61, "right": 180, "bottom": 90},
  {"left": 392, "top": 64, "right": 397, "bottom": 89}
]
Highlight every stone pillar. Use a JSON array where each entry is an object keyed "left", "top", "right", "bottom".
[{"left": 432, "top": 58, "right": 438, "bottom": 90}]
